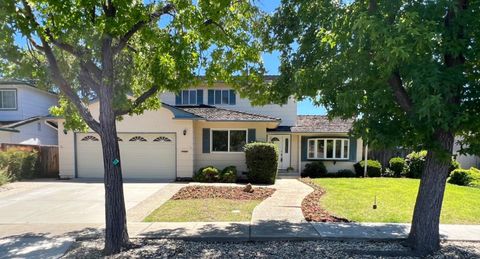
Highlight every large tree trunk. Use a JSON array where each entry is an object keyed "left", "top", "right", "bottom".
[
  {"left": 99, "top": 86, "right": 129, "bottom": 255},
  {"left": 407, "top": 131, "right": 455, "bottom": 255}
]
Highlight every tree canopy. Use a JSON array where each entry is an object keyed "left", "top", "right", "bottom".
[
  {"left": 0, "top": 0, "right": 265, "bottom": 129},
  {"left": 252, "top": 0, "right": 479, "bottom": 155}
]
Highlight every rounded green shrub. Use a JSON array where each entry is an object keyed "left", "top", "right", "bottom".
[
  {"left": 354, "top": 160, "right": 382, "bottom": 177},
  {"left": 220, "top": 166, "right": 237, "bottom": 183},
  {"left": 389, "top": 157, "right": 406, "bottom": 177},
  {"left": 193, "top": 166, "right": 220, "bottom": 182},
  {"left": 405, "top": 151, "right": 460, "bottom": 178},
  {"left": 448, "top": 169, "right": 472, "bottom": 186},
  {"left": 405, "top": 150, "right": 427, "bottom": 178},
  {"left": 245, "top": 142, "right": 278, "bottom": 184},
  {"left": 336, "top": 169, "right": 356, "bottom": 178},
  {"left": 302, "top": 161, "right": 327, "bottom": 178}
]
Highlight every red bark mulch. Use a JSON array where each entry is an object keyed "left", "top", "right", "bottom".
[
  {"left": 171, "top": 185, "right": 275, "bottom": 201},
  {"left": 300, "top": 178, "right": 350, "bottom": 223}
]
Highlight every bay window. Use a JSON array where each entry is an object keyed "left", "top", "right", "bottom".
[{"left": 307, "top": 138, "right": 349, "bottom": 160}]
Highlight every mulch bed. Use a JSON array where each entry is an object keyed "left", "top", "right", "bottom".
[
  {"left": 300, "top": 178, "right": 350, "bottom": 222},
  {"left": 171, "top": 185, "right": 275, "bottom": 200}
]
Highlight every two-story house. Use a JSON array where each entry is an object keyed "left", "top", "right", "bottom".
[
  {"left": 0, "top": 80, "right": 58, "bottom": 145},
  {"left": 57, "top": 82, "right": 364, "bottom": 179}
]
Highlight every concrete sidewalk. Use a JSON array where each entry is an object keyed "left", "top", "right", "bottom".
[{"left": 130, "top": 221, "right": 480, "bottom": 242}]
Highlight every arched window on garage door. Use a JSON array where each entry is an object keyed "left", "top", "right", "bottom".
[
  {"left": 153, "top": 136, "right": 172, "bottom": 142},
  {"left": 81, "top": 135, "right": 99, "bottom": 141},
  {"left": 129, "top": 136, "right": 147, "bottom": 142}
]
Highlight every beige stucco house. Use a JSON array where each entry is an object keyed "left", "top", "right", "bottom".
[{"left": 57, "top": 83, "right": 363, "bottom": 180}]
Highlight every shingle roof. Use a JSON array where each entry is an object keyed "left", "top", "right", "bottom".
[
  {"left": 177, "top": 105, "right": 280, "bottom": 122},
  {"left": 291, "top": 115, "right": 353, "bottom": 133}
]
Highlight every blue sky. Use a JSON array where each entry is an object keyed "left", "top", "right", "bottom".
[{"left": 257, "top": 0, "right": 326, "bottom": 115}]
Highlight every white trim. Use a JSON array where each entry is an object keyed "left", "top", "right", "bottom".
[
  {"left": 212, "top": 89, "right": 232, "bottom": 105},
  {"left": 307, "top": 138, "right": 349, "bottom": 160},
  {"left": 210, "top": 128, "right": 248, "bottom": 153}
]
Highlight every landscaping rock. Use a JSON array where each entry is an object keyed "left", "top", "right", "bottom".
[
  {"left": 300, "top": 178, "right": 349, "bottom": 222},
  {"left": 62, "top": 238, "right": 480, "bottom": 258},
  {"left": 243, "top": 183, "right": 254, "bottom": 193}
]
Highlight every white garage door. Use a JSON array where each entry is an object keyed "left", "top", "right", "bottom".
[{"left": 76, "top": 133, "right": 176, "bottom": 179}]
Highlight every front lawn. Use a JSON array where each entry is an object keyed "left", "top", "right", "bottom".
[
  {"left": 144, "top": 185, "right": 274, "bottom": 222},
  {"left": 311, "top": 178, "right": 480, "bottom": 224},
  {"left": 144, "top": 198, "right": 262, "bottom": 222}
]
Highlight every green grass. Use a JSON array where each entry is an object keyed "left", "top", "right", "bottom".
[
  {"left": 312, "top": 178, "right": 480, "bottom": 224},
  {"left": 144, "top": 198, "right": 262, "bottom": 222}
]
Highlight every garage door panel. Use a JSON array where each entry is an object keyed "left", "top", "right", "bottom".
[{"left": 77, "top": 133, "right": 176, "bottom": 179}]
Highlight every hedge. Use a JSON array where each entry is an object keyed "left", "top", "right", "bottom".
[
  {"left": 0, "top": 149, "right": 38, "bottom": 181},
  {"left": 389, "top": 157, "right": 406, "bottom": 177},
  {"left": 302, "top": 161, "right": 327, "bottom": 178},
  {"left": 354, "top": 160, "right": 382, "bottom": 177},
  {"left": 448, "top": 167, "right": 480, "bottom": 187},
  {"left": 245, "top": 142, "right": 278, "bottom": 184}
]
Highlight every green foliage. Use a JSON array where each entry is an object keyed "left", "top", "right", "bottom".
[
  {"left": 302, "top": 161, "right": 327, "bottom": 178},
  {"left": 0, "top": 169, "right": 10, "bottom": 186},
  {"left": 389, "top": 157, "right": 407, "bottom": 177},
  {"left": 247, "top": 1, "right": 480, "bottom": 160},
  {"left": 193, "top": 166, "right": 220, "bottom": 183},
  {"left": 405, "top": 151, "right": 428, "bottom": 179},
  {"left": 448, "top": 167, "right": 480, "bottom": 188},
  {"left": 450, "top": 160, "right": 461, "bottom": 174},
  {"left": 220, "top": 166, "right": 237, "bottom": 183},
  {"left": 336, "top": 169, "right": 356, "bottom": 178},
  {"left": 0, "top": 149, "right": 38, "bottom": 181},
  {"left": 0, "top": 0, "right": 266, "bottom": 131},
  {"left": 448, "top": 169, "right": 473, "bottom": 186},
  {"left": 470, "top": 168, "right": 480, "bottom": 188},
  {"left": 245, "top": 142, "right": 278, "bottom": 184},
  {"left": 354, "top": 160, "right": 382, "bottom": 177}
]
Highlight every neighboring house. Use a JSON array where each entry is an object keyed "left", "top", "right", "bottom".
[
  {"left": 57, "top": 81, "right": 363, "bottom": 179},
  {"left": 0, "top": 80, "right": 58, "bottom": 145},
  {"left": 453, "top": 136, "right": 480, "bottom": 169}
]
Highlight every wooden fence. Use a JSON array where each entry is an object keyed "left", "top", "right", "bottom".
[
  {"left": 0, "top": 143, "right": 59, "bottom": 178},
  {"left": 368, "top": 148, "right": 411, "bottom": 168}
]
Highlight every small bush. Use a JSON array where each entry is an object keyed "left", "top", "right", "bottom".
[
  {"left": 0, "top": 149, "right": 38, "bottom": 181},
  {"left": 302, "top": 161, "right": 327, "bottom": 178},
  {"left": 405, "top": 151, "right": 427, "bottom": 178},
  {"left": 469, "top": 167, "right": 480, "bottom": 188},
  {"left": 220, "top": 166, "right": 237, "bottom": 183},
  {"left": 450, "top": 159, "right": 461, "bottom": 174},
  {"left": 405, "top": 151, "right": 462, "bottom": 178},
  {"left": 337, "top": 169, "right": 356, "bottom": 178},
  {"left": 354, "top": 160, "right": 382, "bottom": 177},
  {"left": 0, "top": 169, "right": 10, "bottom": 186},
  {"left": 193, "top": 166, "right": 220, "bottom": 182},
  {"left": 389, "top": 157, "right": 406, "bottom": 177},
  {"left": 245, "top": 142, "right": 278, "bottom": 184},
  {"left": 448, "top": 169, "right": 472, "bottom": 186}
]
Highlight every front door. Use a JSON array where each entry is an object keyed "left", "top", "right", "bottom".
[{"left": 268, "top": 135, "right": 291, "bottom": 169}]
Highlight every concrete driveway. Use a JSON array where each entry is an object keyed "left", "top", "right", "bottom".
[{"left": 0, "top": 179, "right": 170, "bottom": 230}]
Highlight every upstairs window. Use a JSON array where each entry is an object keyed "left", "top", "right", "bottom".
[
  {"left": 0, "top": 89, "right": 17, "bottom": 110},
  {"left": 307, "top": 138, "right": 349, "bottom": 160},
  {"left": 208, "top": 89, "right": 236, "bottom": 105},
  {"left": 175, "top": 89, "right": 203, "bottom": 105}
]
